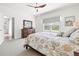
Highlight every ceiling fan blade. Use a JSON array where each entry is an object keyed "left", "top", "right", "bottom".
[
  {"left": 38, "top": 4, "right": 47, "bottom": 8},
  {"left": 26, "top": 5, "right": 35, "bottom": 8},
  {"left": 34, "top": 4, "right": 47, "bottom": 8},
  {"left": 26, "top": 4, "right": 47, "bottom": 8}
]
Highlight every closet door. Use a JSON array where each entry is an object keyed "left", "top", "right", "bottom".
[{"left": 0, "top": 13, "right": 4, "bottom": 44}]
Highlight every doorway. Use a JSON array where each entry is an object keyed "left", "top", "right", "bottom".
[{"left": 4, "top": 16, "right": 15, "bottom": 40}]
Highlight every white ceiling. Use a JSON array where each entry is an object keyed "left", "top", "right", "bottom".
[{"left": 0, "top": 3, "right": 71, "bottom": 15}]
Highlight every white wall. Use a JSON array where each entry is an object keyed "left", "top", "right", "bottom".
[
  {"left": 0, "top": 13, "right": 4, "bottom": 44},
  {"left": 35, "top": 4, "right": 79, "bottom": 32},
  {"left": 0, "top": 5, "right": 35, "bottom": 39}
]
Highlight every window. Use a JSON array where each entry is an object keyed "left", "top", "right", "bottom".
[
  {"left": 43, "top": 23, "right": 59, "bottom": 32},
  {"left": 44, "top": 25, "right": 51, "bottom": 30},
  {"left": 43, "top": 16, "right": 60, "bottom": 32},
  {"left": 51, "top": 24, "right": 59, "bottom": 32}
]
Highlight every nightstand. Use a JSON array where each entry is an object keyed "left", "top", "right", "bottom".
[{"left": 74, "top": 50, "right": 79, "bottom": 56}]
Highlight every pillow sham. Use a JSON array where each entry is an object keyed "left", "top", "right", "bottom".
[
  {"left": 69, "top": 33, "right": 79, "bottom": 44},
  {"left": 70, "top": 29, "right": 79, "bottom": 38},
  {"left": 62, "top": 28, "right": 76, "bottom": 37},
  {"left": 69, "top": 29, "right": 79, "bottom": 44}
]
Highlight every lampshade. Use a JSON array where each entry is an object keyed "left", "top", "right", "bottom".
[{"left": 74, "top": 20, "right": 79, "bottom": 28}]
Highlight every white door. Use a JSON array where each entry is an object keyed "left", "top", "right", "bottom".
[{"left": 0, "top": 13, "right": 4, "bottom": 45}]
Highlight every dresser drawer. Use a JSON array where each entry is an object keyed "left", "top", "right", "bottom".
[{"left": 21, "top": 28, "right": 35, "bottom": 38}]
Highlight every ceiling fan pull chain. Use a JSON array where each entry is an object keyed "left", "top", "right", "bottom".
[{"left": 36, "top": 9, "right": 38, "bottom": 12}]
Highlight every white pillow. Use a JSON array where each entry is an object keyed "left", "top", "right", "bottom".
[
  {"left": 63, "top": 28, "right": 76, "bottom": 37},
  {"left": 70, "top": 29, "right": 79, "bottom": 44},
  {"left": 70, "top": 29, "right": 79, "bottom": 38}
]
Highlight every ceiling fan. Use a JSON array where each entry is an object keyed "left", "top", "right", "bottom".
[{"left": 26, "top": 3, "right": 47, "bottom": 12}]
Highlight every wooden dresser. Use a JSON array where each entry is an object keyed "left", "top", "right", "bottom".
[{"left": 21, "top": 28, "right": 35, "bottom": 38}]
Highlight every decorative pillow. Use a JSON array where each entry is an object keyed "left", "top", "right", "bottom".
[
  {"left": 63, "top": 28, "right": 76, "bottom": 37},
  {"left": 74, "top": 36, "right": 79, "bottom": 44},
  {"left": 69, "top": 29, "right": 79, "bottom": 44},
  {"left": 70, "top": 29, "right": 79, "bottom": 38},
  {"left": 69, "top": 33, "right": 79, "bottom": 44}
]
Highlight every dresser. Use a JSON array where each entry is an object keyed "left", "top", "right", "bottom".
[{"left": 21, "top": 28, "right": 35, "bottom": 38}]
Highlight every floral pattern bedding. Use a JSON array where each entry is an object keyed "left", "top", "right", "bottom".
[{"left": 25, "top": 33, "right": 78, "bottom": 56}]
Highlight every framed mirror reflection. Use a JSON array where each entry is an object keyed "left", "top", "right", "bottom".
[{"left": 23, "top": 20, "right": 32, "bottom": 29}]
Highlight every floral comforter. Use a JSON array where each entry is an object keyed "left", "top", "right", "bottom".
[{"left": 25, "top": 33, "right": 77, "bottom": 56}]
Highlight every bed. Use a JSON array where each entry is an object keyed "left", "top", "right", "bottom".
[{"left": 24, "top": 30, "right": 79, "bottom": 56}]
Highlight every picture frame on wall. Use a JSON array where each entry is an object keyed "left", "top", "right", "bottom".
[
  {"left": 23, "top": 20, "right": 32, "bottom": 29},
  {"left": 64, "top": 16, "right": 75, "bottom": 26}
]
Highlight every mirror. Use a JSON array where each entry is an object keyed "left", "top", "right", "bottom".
[{"left": 23, "top": 20, "right": 32, "bottom": 29}]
